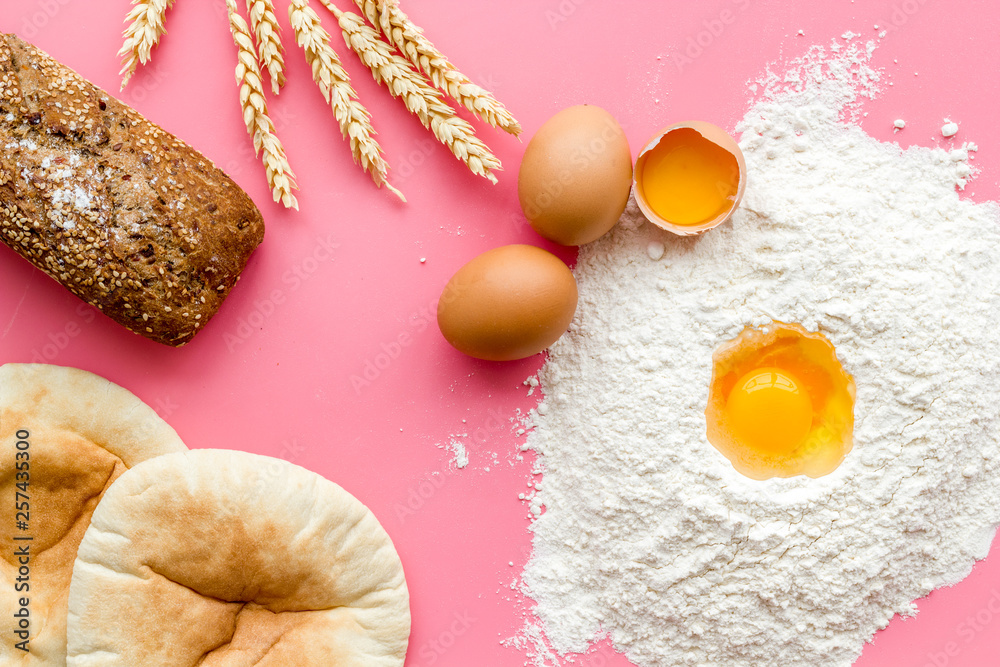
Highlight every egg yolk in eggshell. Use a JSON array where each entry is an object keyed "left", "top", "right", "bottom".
[
  {"left": 705, "top": 322, "right": 856, "bottom": 480},
  {"left": 636, "top": 127, "right": 741, "bottom": 227}
]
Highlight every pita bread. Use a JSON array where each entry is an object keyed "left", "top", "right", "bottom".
[
  {"left": 0, "top": 363, "right": 188, "bottom": 665},
  {"left": 66, "top": 449, "right": 410, "bottom": 666}
]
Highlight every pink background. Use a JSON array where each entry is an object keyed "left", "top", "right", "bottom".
[{"left": 2, "top": 1, "right": 999, "bottom": 665}]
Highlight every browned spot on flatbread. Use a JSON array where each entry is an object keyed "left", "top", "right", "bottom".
[
  {"left": 0, "top": 363, "right": 188, "bottom": 665},
  {"left": 67, "top": 450, "right": 410, "bottom": 666}
]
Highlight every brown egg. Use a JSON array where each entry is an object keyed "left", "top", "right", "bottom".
[
  {"left": 518, "top": 105, "right": 632, "bottom": 246},
  {"left": 437, "top": 245, "right": 578, "bottom": 361}
]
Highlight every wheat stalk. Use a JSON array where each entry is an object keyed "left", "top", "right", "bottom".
[
  {"left": 353, "top": 0, "right": 521, "bottom": 137},
  {"left": 288, "top": 0, "right": 403, "bottom": 201},
  {"left": 246, "top": 0, "right": 287, "bottom": 95},
  {"left": 117, "top": 0, "right": 175, "bottom": 90},
  {"left": 225, "top": 0, "right": 299, "bottom": 209},
  {"left": 325, "top": 4, "right": 501, "bottom": 185}
]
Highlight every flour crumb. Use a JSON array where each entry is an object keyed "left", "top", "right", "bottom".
[
  {"left": 893, "top": 118, "right": 906, "bottom": 130},
  {"left": 941, "top": 120, "right": 959, "bottom": 137},
  {"left": 449, "top": 440, "right": 469, "bottom": 469}
]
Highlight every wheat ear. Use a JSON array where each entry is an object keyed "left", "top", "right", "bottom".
[
  {"left": 326, "top": 4, "right": 501, "bottom": 185},
  {"left": 225, "top": 0, "right": 299, "bottom": 209},
  {"left": 246, "top": 0, "right": 287, "bottom": 95},
  {"left": 288, "top": 0, "right": 403, "bottom": 201},
  {"left": 353, "top": 0, "right": 521, "bottom": 137},
  {"left": 117, "top": 0, "right": 175, "bottom": 90}
]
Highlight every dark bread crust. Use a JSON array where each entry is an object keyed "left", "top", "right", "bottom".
[{"left": 0, "top": 34, "right": 264, "bottom": 346}]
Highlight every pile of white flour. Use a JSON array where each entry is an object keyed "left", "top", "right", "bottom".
[{"left": 519, "top": 41, "right": 1000, "bottom": 666}]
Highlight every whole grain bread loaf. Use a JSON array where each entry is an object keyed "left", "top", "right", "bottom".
[{"left": 0, "top": 34, "right": 264, "bottom": 346}]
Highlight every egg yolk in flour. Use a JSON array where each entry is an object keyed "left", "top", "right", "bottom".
[{"left": 705, "top": 322, "right": 856, "bottom": 480}]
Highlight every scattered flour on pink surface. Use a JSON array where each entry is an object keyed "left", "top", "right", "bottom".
[{"left": 515, "top": 40, "right": 1000, "bottom": 667}]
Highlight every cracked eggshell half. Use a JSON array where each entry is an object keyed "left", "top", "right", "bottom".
[{"left": 633, "top": 121, "right": 747, "bottom": 236}]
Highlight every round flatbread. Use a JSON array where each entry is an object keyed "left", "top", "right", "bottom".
[
  {"left": 66, "top": 449, "right": 411, "bottom": 666},
  {"left": 0, "top": 363, "right": 188, "bottom": 665}
]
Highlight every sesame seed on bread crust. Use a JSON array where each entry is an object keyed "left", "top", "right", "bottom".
[{"left": 0, "top": 34, "right": 264, "bottom": 347}]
